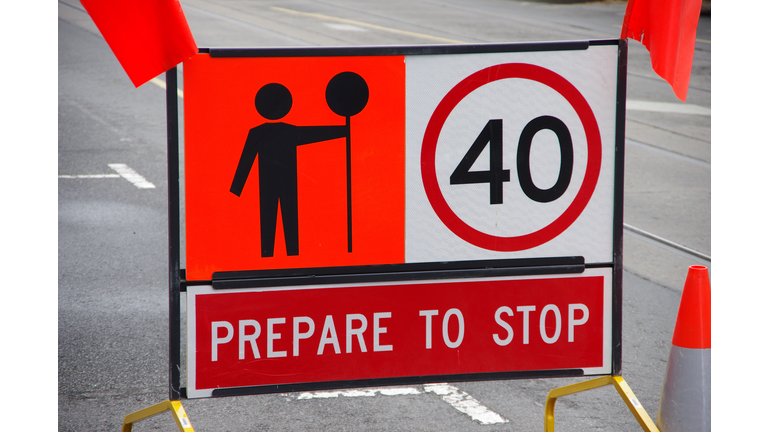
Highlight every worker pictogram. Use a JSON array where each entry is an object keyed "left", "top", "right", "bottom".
[
  {"left": 229, "top": 74, "right": 369, "bottom": 257},
  {"left": 184, "top": 55, "right": 405, "bottom": 280}
]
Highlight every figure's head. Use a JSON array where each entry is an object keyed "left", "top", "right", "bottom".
[{"left": 255, "top": 83, "right": 292, "bottom": 120}]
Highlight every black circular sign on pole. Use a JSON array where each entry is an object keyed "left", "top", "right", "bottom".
[
  {"left": 325, "top": 72, "right": 369, "bottom": 253},
  {"left": 326, "top": 72, "right": 369, "bottom": 117}
]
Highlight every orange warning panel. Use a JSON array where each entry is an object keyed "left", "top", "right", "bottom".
[{"left": 184, "top": 54, "right": 406, "bottom": 280}]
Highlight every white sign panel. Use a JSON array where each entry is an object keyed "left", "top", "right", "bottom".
[{"left": 404, "top": 46, "right": 618, "bottom": 264}]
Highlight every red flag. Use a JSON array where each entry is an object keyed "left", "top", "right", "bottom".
[
  {"left": 81, "top": 0, "right": 198, "bottom": 87},
  {"left": 621, "top": 0, "right": 702, "bottom": 101}
]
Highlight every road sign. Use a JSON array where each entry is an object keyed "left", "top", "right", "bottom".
[
  {"left": 177, "top": 40, "right": 626, "bottom": 398},
  {"left": 404, "top": 47, "right": 619, "bottom": 265},
  {"left": 184, "top": 42, "right": 621, "bottom": 281},
  {"left": 418, "top": 63, "right": 602, "bottom": 252},
  {"left": 186, "top": 268, "right": 613, "bottom": 398},
  {"left": 184, "top": 54, "right": 406, "bottom": 280}
]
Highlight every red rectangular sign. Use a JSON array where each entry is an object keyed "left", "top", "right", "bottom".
[{"left": 187, "top": 269, "right": 612, "bottom": 398}]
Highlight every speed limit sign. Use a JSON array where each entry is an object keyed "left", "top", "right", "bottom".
[{"left": 405, "top": 44, "right": 621, "bottom": 266}]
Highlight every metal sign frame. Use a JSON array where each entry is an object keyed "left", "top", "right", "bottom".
[{"left": 166, "top": 39, "right": 627, "bottom": 400}]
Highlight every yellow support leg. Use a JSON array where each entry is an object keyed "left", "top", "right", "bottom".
[
  {"left": 544, "top": 376, "right": 659, "bottom": 432},
  {"left": 611, "top": 376, "right": 659, "bottom": 432},
  {"left": 122, "top": 400, "right": 194, "bottom": 432}
]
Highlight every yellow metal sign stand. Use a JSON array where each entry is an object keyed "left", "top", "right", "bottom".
[
  {"left": 123, "top": 375, "right": 656, "bottom": 432},
  {"left": 545, "top": 375, "right": 659, "bottom": 432},
  {"left": 122, "top": 400, "right": 194, "bottom": 432}
]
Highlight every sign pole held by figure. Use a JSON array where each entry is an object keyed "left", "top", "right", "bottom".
[{"left": 326, "top": 72, "right": 369, "bottom": 253}]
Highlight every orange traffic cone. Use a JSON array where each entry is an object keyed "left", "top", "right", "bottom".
[{"left": 657, "top": 265, "right": 711, "bottom": 432}]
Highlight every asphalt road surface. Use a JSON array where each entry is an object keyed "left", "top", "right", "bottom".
[{"left": 55, "top": 0, "right": 716, "bottom": 430}]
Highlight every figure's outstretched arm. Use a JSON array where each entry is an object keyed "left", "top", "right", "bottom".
[
  {"left": 230, "top": 130, "right": 260, "bottom": 196},
  {"left": 295, "top": 125, "right": 348, "bottom": 146}
]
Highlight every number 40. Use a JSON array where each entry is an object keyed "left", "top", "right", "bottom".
[{"left": 449, "top": 116, "right": 574, "bottom": 205}]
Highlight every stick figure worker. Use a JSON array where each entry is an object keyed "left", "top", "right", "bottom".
[{"left": 230, "top": 83, "right": 348, "bottom": 258}]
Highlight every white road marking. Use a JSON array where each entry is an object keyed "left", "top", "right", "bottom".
[
  {"left": 424, "top": 383, "right": 509, "bottom": 425},
  {"left": 58, "top": 174, "right": 120, "bottom": 179},
  {"left": 296, "top": 384, "right": 508, "bottom": 425},
  {"left": 60, "top": 164, "right": 156, "bottom": 189},
  {"left": 297, "top": 387, "right": 421, "bottom": 399},
  {"left": 626, "top": 100, "right": 710, "bottom": 116},
  {"left": 108, "top": 164, "right": 156, "bottom": 189},
  {"left": 324, "top": 23, "right": 369, "bottom": 32},
  {"left": 149, "top": 77, "right": 184, "bottom": 98}
]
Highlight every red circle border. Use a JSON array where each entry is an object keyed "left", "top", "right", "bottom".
[{"left": 420, "top": 63, "right": 602, "bottom": 252}]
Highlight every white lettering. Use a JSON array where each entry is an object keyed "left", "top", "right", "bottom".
[
  {"left": 442, "top": 308, "right": 464, "bottom": 348},
  {"left": 568, "top": 304, "right": 589, "bottom": 342},
  {"left": 373, "top": 312, "right": 393, "bottom": 352},
  {"left": 420, "top": 310, "right": 439, "bottom": 349},
  {"left": 293, "top": 316, "right": 315, "bottom": 356},
  {"left": 211, "top": 321, "right": 233, "bottom": 362},
  {"left": 317, "top": 315, "right": 340, "bottom": 355},
  {"left": 346, "top": 314, "right": 368, "bottom": 353},
  {"left": 267, "top": 318, "right": 287, "bottom": 358},
  {"left": 516, "top": 306, "right": 535, "bottom": 344},
  {"left": 493, "top": 306, "right": 514, "bottom": 346},
  {"left": 238, "top": 319, "right": 261, "bottom": 360},
  {"left": 540, "top": 304, "right": 561, "bottom": 344}
]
